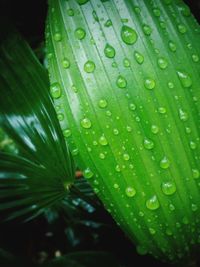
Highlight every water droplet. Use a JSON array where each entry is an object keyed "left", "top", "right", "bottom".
[
  {"left": 143, "top": 24, "right": 152, "bottom": 35},
  {"left": 123, "top": 58, "right": 131, "bottom": 67},
  {"left": 168, "top": 82, "right": 174, "bottom": 89},
  {"left": 153, "top": 8, "right": 161, "bottom": 17},
  {"left": 143, "top": 138, "right": 154, "bottom": 150},
  {"left": 134, "top": 51, "right": 144, "bottom": 64},
  {"left": 160, "top": 156, "right": 170, "bottom": 169},
  {"left": 83, "top": 167, "right": 94, "bottom": 179},
  {"left": 159, "top": 21, "right": 166, "bottom": 29},
  {"left": 76, "top": 0, "right": 89, "bottom": 5},
  {"left": 151, "top": 125, "right": 159, "bottom": 134},
  {"left": 99, "top": 153, "right": 105, "bottom": 159},
  {"left": 75, "top": 28, "right": 86, "bottom": 40},
  {"left": 149, "top": 228, "right": 156, "bottom": 235},
  {"left": 144, "top": 78, "right": 156, "bottom": 90},
  {"left": 62, "top": 58, "right": 70, "bottom": 69},
  {"left": 177, "top": 71, "right": 192, "bottom": 88},
  {"left": 67, "top": 8, "right": 74, "bottom": 16},
  {"left": 57, "top": 113, "right": 64, "bottom": 121},
  {"left": 169, "top": 203, "right": 175, "bottom": 211},
  {"left": 92, "top": 10, "right": 99, "bottom": 22},
  {"left": 146, "top": 195, "right": 160, "bottom": 210},
  {"left": 71, "top": 85, "right": 78, "bottom": 93},
  {"left": 121, "top": 25, "right": 138, "bottom": 45},
  {"left": 84, "top": 60, "right": 95, "bottom": 73},
  {"left": 136, "top": 245, "right": 148, "bottom": 255},
  {"left": 114, "top": 183, "right": 119, "bottom": 189},
  {"left": 112, "top": 62, "right": 118, "bottom": 68},
  {"left": 182, "top": 216, "right": 189, "bottom": 225},
  {"left": 129, "top": 103, "right": 136, "bottom": 111},
  {"left": 134, "top": 6, "right": 141, "bottom": 14},
  {"left": 125, "top": 186, "right": 136, "bottom": 197},
  {"left": 157, "top": 57, "right": 168, "bottom": 69},
  {"left": 179, "top": 108, "right": 188, "bottom": 121},
  {"left": 98, "top": 99, "right": 108, "bottom": 108},
  {"left": 50, "top": 82, "right": 62, "bottom": 99},
  {"left": 126, "top": 126, "right": 132, "bottom": 132},
  {"left": 115, "top": 165, "right": 121, "bottom": 172},
  {"left": 177, "top": 24, "right": 187, "bottom": 34},
  {"left": 99, "top": 135, "right": 108, "bottom": 146},
  {"left": 63, "top": 129, "right": 71, "bottom": 138},
  {"left": 81, "top": 118, "right": 92, "bottom": 128},
  {"left": 166, "top": 228, "right": 173, "bottom": 236},
  {"left": 192, "top": 169, "right": 200, "bottom": 179},
  {"left": 113, "top": 129, "right": 119, "bottom": 135},
  {"left": 104, "top": 19, "right": 112, "bottom": 27},
  {"left": 190, "top": 141, "right": 197, "bottom": 150},
  {"left": 158, "top": 107, "right": 167, "bottom": 114},
  {"left": 161, "top": 181, "right": 176, "bottom": 195},
  {"left": 116, "top": 75, "right": 127, "bottom": 88},
  {"left": 54, "top": 32, "right": 62, "bottom": 41},
  {"left": 192, "top": 54, "right": 199, "bottom": 62},
  {"left": 123, "top": 153, "right": 130, "bottom": 161},
  {"left": 72, "top": 148, "right": 79, "bottom": 156},
  {"left": 104, "top": 44, "right": 115, "bottom": 58},
  {"left": 185, "top": 127, "right": 191, "bottom": 134},
  {"left": 168, "top": 41, "right": 177, "bottom": 52},
  {"left": 191, "top": 203, "right": 198, "bottom": 211}
]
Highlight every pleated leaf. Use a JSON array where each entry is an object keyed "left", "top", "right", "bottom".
[
  {"left": 46, "top": 0, "right": 200, "bottom": 263},
  {"left": 0, "top": 31, "right": 75, "bottom": 221}
]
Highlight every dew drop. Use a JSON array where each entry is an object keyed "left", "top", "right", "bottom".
[
  {"left": 72, "top": 148, "right": 79, "bottom": 156},
  {"left": 84, "top": 60, "right": 95, "bottom": 73},
  {"left": 57, "top": 113, "right": 64, "bottom": 121},
  {"left": 98, "top": 99, "right": 107, "bottom": 108},
  {"left": 169, "top": 203, "right": 175, "bottom": 211},
  {"left": 104, "top": 44, "right": 115, "bottom": 58},
  {"left": 144, "top": 78, "right": 156, "bottom": 90},
  {"left": 83, "top": 168, "right": 94, "bottom": 179},
  {"left": 153, "top": 8, "right": 161, "bottom": 17},
  {"left": 158, "top": 107, "right": 167, "bottom": 114},
  {"left": 99, "top": 153, "right": 105, "bottom": 159},
  {"left": 123, "top": 153, "right": 130, "bottom": 161},
  {"left": 151, "top": 125, "right": 159, "bottom": 134},
  {"left": 63, "top": 129, "right": 71, "bottom": 138},
  {"left": 143, "top": 138, "right": 154, "bottom": 150},
  {"left": 54, "top": 32, "right": 62, "bottom": 42},
  {"left": 125, "top": 186, "right": 136, "bottom": 197},
  {"left": 179, "top": 108, "right": 188, "bottom": 121},
  {"left": 113, "top": 128, "right": 119, "bottom": 135},
  {"left": 115, "top": 165, "right": 121, "bottom": 172},
  {"left": 160, "top": 156, "right": 170, "bottom": 169},
  {"left": 146, "top": 195, "right": 160, "bottom": 210},
  {"left": 104, "top": 19, "right": 112, "bottom": 27},
  {"left": 143, "top": 24, "right": 152, "bottom": 35},
  {"left": 191, "top": 203, "right": 198, "bottom": 211},
  {"left": 121, "top": 25, "right": 138, "bottom": 45},
  {"left": 62, "top": 58, "right": 70, "bottom": 69},
  {"left": 67, "top": 8, "right": 74, "bottom": 16},
  {"left": 177, "top": 24, "right": 187, "bottom": 34},
  {"left": 134, "top": 51, "right": 144, "bottom": 64},
  {"left": 136, "top": 245, "right": 148, "bottom": 255},
  {"left": 129, "top": 103, "right": 136, "bottom": 111},
  {"left": 189, "top": 141, "right": 197, "bottom": 150},
  {"left": 168, "top": 82, "right": 174, "bottom": 89},
  {"left": 192, "top": 169, "right": 200, "bottom": 179},
  {"left": 99, "top": 135, "right": 108, "bottom": 146},
  {"left": 157, "top": 57, "right": 168, "bottom": 69},
  {"left": 81, "top": 118, "right": 92, "bottom": 129},
  {"left": 75, "top": 28, "right": 86, "bottom": 40},
  {"left": 192, "top": 54, "right": 199, "bottom": 62},
  {"left": 161, "top": 181, "right": 176, "bottom": 195},
  {"left": 168, "top": 41, "right": 177, "bottom": 52},
  {"left": 116, "top": 75, "right": 127, "bottom": 88},
  {"left": 50, "top": 82, "right": 62, "bottom": 99},
  {"left": 166, "top": 228, "right": 173, "bottom": 236},
  {"left": 123, "top": 58, "right": 131, "bottom": 67},
  {"left": 177, "top": 71, "right": 192, "bottom": 88},
  {"left": 149, "top": 228, "right": 156, "bottom": 235},
  {"left": 114, "top": 183, "right": 119, "bottom": 189}
]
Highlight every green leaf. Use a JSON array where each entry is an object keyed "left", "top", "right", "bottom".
[
  {"left": 46, "top": 0, "right": 200, "bottom": 262},
  {"left": 43, "top": 251, "right": 121, "bottom": 267},
  {"left": 0, "top": 31, "right": 75, "bottom": 221}
]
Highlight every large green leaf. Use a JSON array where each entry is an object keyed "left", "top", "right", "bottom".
[
  {"left": 46, "top": 0, "right": 200, "bottom": 262},
  {"left": 0, "top": 31, "right": 75, "bottom": 221}
]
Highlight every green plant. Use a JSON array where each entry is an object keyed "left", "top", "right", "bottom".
[{"left": 0, "top": 0, "right": 200, "bottom": 266}]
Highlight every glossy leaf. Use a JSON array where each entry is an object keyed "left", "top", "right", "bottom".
[
  {"left": 46, "top": 0, "right": 200, "bottom": 262},
  {"left": 0, "top": 31, "right": 75, "bottom": 221}
]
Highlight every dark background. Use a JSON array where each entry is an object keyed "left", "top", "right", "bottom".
[{"left": 0, "top": 1, "right": 199, "bottom": 267}]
